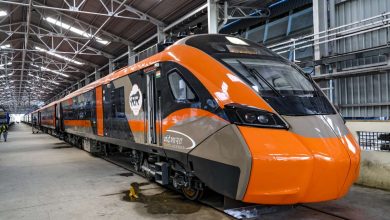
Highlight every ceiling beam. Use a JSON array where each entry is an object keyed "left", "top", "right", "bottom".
[
  {"left": 60, "top": 0, "right": 129, "bottom": 73},
  {"left": 112, "top": 0, "right": 165, "bottom": 26},
  {"left": 33, "top": 2, "right": 134, "bottom": 46},
  {"left": 0, "top": 0, "right": 136, "bottom": 46},
  {"left": 27, "top": 51, "right": 90, "bottom": 75},
  {"left": 31, "top": 10, "right": 116, "bottom": 58},
  {"left": 18, "top": 0, "right": 32, "bottom": 102}
]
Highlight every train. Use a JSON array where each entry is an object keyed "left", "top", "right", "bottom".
[{"left": 24, "top": 34, "right": 360, "bottom": 205}]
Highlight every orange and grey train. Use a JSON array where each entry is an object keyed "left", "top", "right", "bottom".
[{"left": 31, "top": 34, "right": 360, "bottom": 204}]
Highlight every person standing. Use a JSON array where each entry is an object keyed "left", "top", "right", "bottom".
[{"left": 0, "top": 123, "right": 8, "bottom": 142}]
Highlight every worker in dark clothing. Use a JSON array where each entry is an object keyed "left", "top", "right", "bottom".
[
  {"left": 32, "top": 116, "right": 38, "bottom": 134},
  {"left": 0, "top": 123, "right": 8, "bottom": 142}
]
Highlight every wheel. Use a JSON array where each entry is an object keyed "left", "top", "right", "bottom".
[
  {"left": 142, "top": 159, "right": 154, "bottom": 181},
  {"left": 182, "top": 186, "right": 203, "bottom": 201}
]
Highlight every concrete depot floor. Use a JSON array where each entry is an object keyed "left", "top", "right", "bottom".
[{"left": 0, "top": 123, "right": 389, "bottom": 220}]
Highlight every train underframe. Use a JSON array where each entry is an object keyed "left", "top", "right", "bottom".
[{"left": 40, "top": 127, "right": 205, "bottom": 201}]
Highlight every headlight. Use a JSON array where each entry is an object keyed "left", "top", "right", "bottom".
[{"left": 224, "top": 103, "right": 289, "bottom": 129}]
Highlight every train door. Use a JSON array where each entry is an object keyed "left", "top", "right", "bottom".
[
  {"left": 38, "top": 111, "right": 41, "bottom": 126},
  {"left": 57, "top": 103, "right": 64, "bottom": 132},
  {"left": 145, "top": 67, "right": 158, "bottom": 145},
  {"left": 90, "top": 90, "right": 97, "bottom": 135},
  {"left": 103, "top": 83, "right": 113, "bottom": 137}
]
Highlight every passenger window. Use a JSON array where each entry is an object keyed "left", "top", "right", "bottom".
[
  {"left": 168, "top": 71, "right": 196, "bottom": 101},
  {"left": 111, "top": 87, "right": 125, "bottom": 118}
]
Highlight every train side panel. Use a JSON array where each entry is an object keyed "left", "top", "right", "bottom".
[
  {"left": 61, "top": 89, "right": 96, "bottom": 137},
  {"left": 40, "top": 105, "right": 56, "bottom": 129}
]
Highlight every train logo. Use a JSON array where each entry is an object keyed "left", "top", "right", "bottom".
[
  {"left": 163, "top": 130, "right": 196, "bottom": 150},
  {"left": 129, "top": 84, "right": 142, "bottom": 116}
]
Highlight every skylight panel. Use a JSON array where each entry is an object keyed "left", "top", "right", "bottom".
[
  {"left": 0, "top": 44, "right": 10, "bottom": 49},
  {"left": 31, "top": 64, "right": 69, "bottom": 78},
  {"left": 0, "top": 11, "right": 7, "bottom": 17},
  {"left": 44, "top": 17, "right": 110, "bottom": 45},
  {"left": 35, "top": 46, "right": 84, "bottom": 65}
]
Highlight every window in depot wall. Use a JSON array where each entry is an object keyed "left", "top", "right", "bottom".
[{"left": 168, "top": 71, "right": 196, "bottom": 102}]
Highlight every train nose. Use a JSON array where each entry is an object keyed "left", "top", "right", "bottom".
[{"left": 239, "top": 115, "right": 360, "bottom": 204}]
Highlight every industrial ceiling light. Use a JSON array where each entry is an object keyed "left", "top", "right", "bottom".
[
  {"left": 44, "top": 17, "right": 110, "bottom": 45},
  {"left": 28, "top": 73, "right": 60, "bottom": 85},
  {"left": 0, "top": 11, "right": 7, "bottom": 17},
  {"left": 35, "top": 46, "right": 84, "bottom": 65},
  {"left": 0, "top": 62, "right": 12, "bottom": 68},
  {"left": 0, "top": 71, "right": 14, "bottom": 78},
  {"left": 0, "top": 44, "right": 10, "bottom": 49},
  {"left": 30, "top": 64, "right": 69, "bottom": 78}
]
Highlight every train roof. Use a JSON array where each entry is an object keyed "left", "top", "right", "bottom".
[
  {"left": 34, "top": 34, "right": 273, "bottom": 113},
  {"left": 35, "top": 41, "right": 168, "bottom": 113}
]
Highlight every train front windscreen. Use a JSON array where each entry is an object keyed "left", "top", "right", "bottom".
[{"left": 185, "top": 35, "right": 336, "bottom": 116}]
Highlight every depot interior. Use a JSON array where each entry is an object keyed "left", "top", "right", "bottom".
[{"left": 0, "top": 0, "right": 389, "bottom": 219}]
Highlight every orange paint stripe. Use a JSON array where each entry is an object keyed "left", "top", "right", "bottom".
[
  {"left": 64, "top": 120, "right": 91, "bottom": 127},
  {"left": 41, "top": 120, "right": 55, "bottom": 126},
  {"left": 127, "top": 108, "right": 227, "bottom": 133},
  {"left": 96, "top": 86, "right": 104, "bottom": 136}
]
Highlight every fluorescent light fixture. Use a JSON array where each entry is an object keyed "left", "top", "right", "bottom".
[
  {"left": 44, "top": 17, "right": 110, "bottom": 45},
  {"left": 0, "top": 72, "right": 14, "bottom": 78},
  {"left": 28, "top": 73, "right": 60, "bottom": 85},
  {"left": 0, "top": 44, "right": 10, "bottom": 49},
  {"left": 35, "top": 46, "right": 84, "bottom": 65},
  {"left": 31, "top": 64, "right": 69, "bottom": 78},
  {"left": 42, "top": 85, "right": 54, "bottom": 90},
  {"left": 0, "top": 11, "right": 7, "bottom": 17},
  {"left": 0, "top": 62, "right": 12, "bottom": 69}
]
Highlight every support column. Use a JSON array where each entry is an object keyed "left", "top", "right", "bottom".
[
  {"left": 208, "top": 0, "right": 219, "bottom": 34},
  {"left": 329, "top": 0, "right": 336, "bottom": 56},
  {"left": 157, "top": 25, "right": 166, "bottom": 43},
  {"left": 313, "top": 0, "right": 328, "bottom": 76},
  {"left": 85, "top": 76, "right": 90, "bottom": 85},
  {"left": 128, "top": 45, "right": 135, "bottom": 66},
  {"left": 329, "top": 0, "right": 336, "bottom": 103},
  {"left": 109, "top": 59, "right": 114, "bottom": 74},
  {"left": 94, "top": 67, "right": 101, "bottom": 81}
]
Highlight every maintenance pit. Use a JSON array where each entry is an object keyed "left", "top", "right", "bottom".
[{"left": 0, "top": 124, "right": 388, "bottom": 220}]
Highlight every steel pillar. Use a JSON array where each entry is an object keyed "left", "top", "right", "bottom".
[
  {"left": 312, "top": 0, "right": 328, "bottom": 75},
  {"left": 208, "top": 0, "right": 218, "bottom": 34},
  {"left": 109, "top": 59, "right": 113, "bottom": 74},
  {"left": 157, "top": 25, "right": 166, "bottom": 43},
  {"left": 128, "top": 46, "right": 135, "bottom": 66},
  {"left": 94, "top": 68, "right": 101, "bottom": 80}
]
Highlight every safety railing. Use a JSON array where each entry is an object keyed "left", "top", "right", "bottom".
[
  {"left": 268, "top": 12, "right": 390, "bottom": 56},
  {"left": 357, "top": 131, "right": 390, "bottom": 151}
]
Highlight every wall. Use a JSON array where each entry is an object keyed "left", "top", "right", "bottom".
[
  {"left": 346, "top": 121, "right": 390, "bottom": 190},
  {"left": 330, "top": 0, "right": 390, "bottom": 118},
  {"left": 357, "top": 151, "right": 390, "bottom": 190}
]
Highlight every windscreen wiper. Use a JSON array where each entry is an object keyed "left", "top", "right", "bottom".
[
  {"left": 236, "top": 59, "right": 282, "bottom": 97},
  {"left": 305, "top": 73, "right": 321, "bottom": 97},
  {"left": 290, "top": 64, "right": 320, "bottom": 97}
]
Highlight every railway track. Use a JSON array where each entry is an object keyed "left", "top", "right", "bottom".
[{"left": 99, "top": 153, "right": 350, "bottom": 220}]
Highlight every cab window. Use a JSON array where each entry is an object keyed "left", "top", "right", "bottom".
[{"left": 168, "top": 71, "right": 197, "bottom": 101}]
